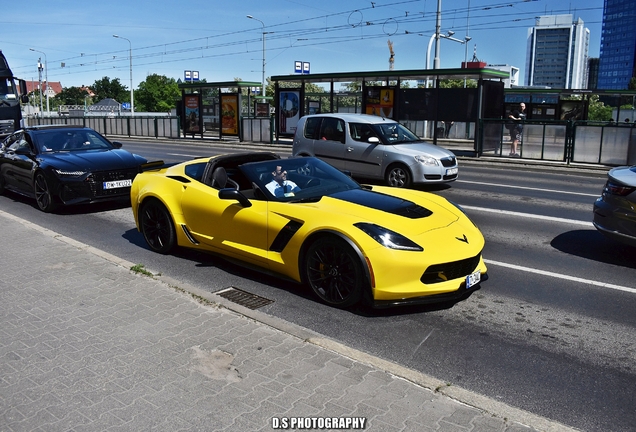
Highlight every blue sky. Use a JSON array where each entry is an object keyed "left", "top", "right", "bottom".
[{"left": 2, "top": 0, "right": 603, "bottom": 90}]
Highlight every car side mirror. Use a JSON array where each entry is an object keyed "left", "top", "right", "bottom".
[
  {"left": 218, "top": 188, "right": 252, "bottom": 208},
  {"left": 368, "top": 136, "right": 380, "bottom": 143},
  {"left": 112, "top": 141, "right": 123, "bottom": 149},
  {"left": 14, "top": 146, "right": 32, "bottom": 156}
]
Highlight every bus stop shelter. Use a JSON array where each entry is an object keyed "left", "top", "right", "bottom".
[
  {"left": 271, "top": 68, "right": 510, "bottom": 154},
  {"left": 178, "top": 80, "right": 262, "bottom": 139}
]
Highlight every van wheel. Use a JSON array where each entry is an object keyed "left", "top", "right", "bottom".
[{"left": 386, "top": 164, "right": 412, "bottom": 188}]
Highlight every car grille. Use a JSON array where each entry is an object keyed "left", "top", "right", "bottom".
[
  {"left": 420, "top": 253, "right": 481, "bottom": 284},
  {"left": 88, "top": 168, "right": 138, "bottom": 197},
  {"left": 440, "top": 156, "right": 456, "bottom": 167}
]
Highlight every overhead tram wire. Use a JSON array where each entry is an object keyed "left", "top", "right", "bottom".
[{"left": 13, "top": 0, "right": 603, "bottom": 79}]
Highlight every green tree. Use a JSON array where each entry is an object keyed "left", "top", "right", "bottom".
[
  {"left": 135, "top": 74, "right": 180, "bottom": 112},
  {"left": 438, "top": 79, "right": 478, "bottom": 88},
  {"left": 54, "top": 86, "right": 90, "bottom": 105},
  {"left": 91, "top": 77, "right": 129, "bottom": 103},
  {"left": 628, "top": 77, "right": 636, "bottom": 90},
  {"left": 587, "top": 95, "right": 613, "bottom": 121}
]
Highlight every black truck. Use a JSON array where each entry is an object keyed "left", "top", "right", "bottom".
[{"left": 0, "top": 50, "right": 29, "bottom": 139}]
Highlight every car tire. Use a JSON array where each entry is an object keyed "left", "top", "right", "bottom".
[
  {"left": 386, "top": 164, "right": 412, "bottom": 188},
  {"left": 34, "top": 172, "right": 56, "bottom": 212},
  {"left": 0, "top": 173, "right": 5, "bottom": 195},
  {"left": 139, "top": 199, "right": 176, "bottom": 254},
  {"left": 304, "top": 236, "right": 364, "bottom": 308}
]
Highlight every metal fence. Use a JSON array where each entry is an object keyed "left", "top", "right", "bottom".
[
  {"left": 26, "top": 116, "right": 181, "bottom": 139},
  {"left": 480, "top": 119, "right": 636, "bottom": 166},
  {"left": 241, "top": 116, "right": 273, "bottom": 143}
]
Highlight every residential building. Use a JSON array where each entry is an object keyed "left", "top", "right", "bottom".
[
  {"left": 598, "top": 0, "right": 636, "bottom": 89},
  {"left": 25, "top": 80, "right": 63, "bottom": 98},
  {"left": 525, "top": 15, "right": 590, "bottom": 89}
]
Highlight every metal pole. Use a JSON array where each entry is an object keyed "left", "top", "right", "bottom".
[
  {"left": 434, "top": 0, "right": 442, "bottom": 69},
  {"left": 37, "top": 58, "right": 43, "bottom": 117},
  {"left": 247, "top": 15, "right": 266, "bottom": 99},
  {"left": 30, "top": 48, "right": 49, "bottom": 116},
  {"left": 113, "top": 35, "right": 134, "bottom": 114}
]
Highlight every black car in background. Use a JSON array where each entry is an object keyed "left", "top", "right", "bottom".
[{"left": 0, "top": 125, "right": 147, "bottom": 212}]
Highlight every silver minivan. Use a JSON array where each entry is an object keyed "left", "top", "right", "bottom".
[{"left": 291, "top": 113, "right": 458, "bottom": 188}]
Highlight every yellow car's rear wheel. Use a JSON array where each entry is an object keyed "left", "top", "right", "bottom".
[
  {"left": 304, "top": 236, "right": 363, "bottom": 308},
  {"left": 140, "top": 199, "right": 176, "bottom": 254}
]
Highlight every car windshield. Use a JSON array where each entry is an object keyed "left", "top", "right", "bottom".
[
  {"left": 240, "top": 157, "right": 361, "bottom": 202},
  {"left": 371, "top": 122, "right": 421, "bottom": 144},
  {"left": 33, "top": 129, "right": 114, "bottom": 153}
]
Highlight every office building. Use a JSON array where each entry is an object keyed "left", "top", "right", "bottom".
[
  {"left": 598, "top": 0, "right": 636, "bottom": 89},
  {"left": 525, "top": 15, "right": 590, "bottom": 89}
]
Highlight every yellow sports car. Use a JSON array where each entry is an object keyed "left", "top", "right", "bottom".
[{"left": 131, "top": 152, "right": 487, "bottom": 308}]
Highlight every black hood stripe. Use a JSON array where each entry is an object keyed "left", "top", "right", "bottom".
[{"left": 330, "top": 189, "right": 432, "bottom": 219}]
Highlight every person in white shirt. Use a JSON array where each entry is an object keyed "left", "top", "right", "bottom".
[{"left": 265, "top": 166, "right": 300, "bottom": 197}]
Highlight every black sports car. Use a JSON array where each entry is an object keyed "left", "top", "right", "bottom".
[{"left": 0, "top": 125, "right": 147, "bottom": 212}]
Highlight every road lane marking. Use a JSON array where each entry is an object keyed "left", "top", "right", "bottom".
[
  {"left": 458, "top": 180, "right": 599, "bottom": 197},
  {"left": 168, "top": 153, "right": 199, "bottom": 157},
  {"left": 485, "top": 259, "right": 636, "bottom": 294},
  {"left": 461, "top": 205, "right": 594, "bottom": 227}
]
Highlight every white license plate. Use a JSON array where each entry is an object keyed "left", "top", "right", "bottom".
[
  {"left": 466, "top": 270, "right": 481, "bottom": 289},
  {"left": 103, "top": 179, "right": 132, "bottom": 189},
  {"left": 446, "top": 167, "right": 458, "bottom": 176}
]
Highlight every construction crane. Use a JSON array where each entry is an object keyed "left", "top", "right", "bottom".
[{"left": 387, "top": 39, "right": 395, "bottom": 70}]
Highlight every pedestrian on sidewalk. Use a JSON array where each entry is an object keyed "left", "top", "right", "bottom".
[{"left": 508, "top": 103, "right": 526, "bottom": 157}]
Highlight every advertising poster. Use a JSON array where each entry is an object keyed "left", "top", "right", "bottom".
[
  {"left": 308, "top": 100, "right": 321, "bottom": 115},
  {"left": 279, "top": 91, "right": 300, "bottom": 135},
  {"left": 221, "top": 94, "right": 239, "bottom": 136},
  {"left": 184, "top": 94, "right": 202, "bottom": 134},
  {"left": 255, "top": 102, "right": 270, "bottom": 117},
  {"left": 365, "top": 87, "right": 394, "bottom": 118}
]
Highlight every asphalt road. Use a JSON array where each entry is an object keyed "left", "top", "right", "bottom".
[{"left": 2, "top": 139, "right": 635, "bottom": 432}]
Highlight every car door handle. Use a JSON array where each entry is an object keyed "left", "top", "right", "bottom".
[{"left": 346, "top": 147, "right": 354, "bottom": 152}]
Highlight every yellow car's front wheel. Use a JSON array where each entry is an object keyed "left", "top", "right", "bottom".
[
  {"left": 140, "top": 199, "right": 176, "bottom": 254},
  {"left": 304, "top": 236, "right": 364, "bottom": 308}
]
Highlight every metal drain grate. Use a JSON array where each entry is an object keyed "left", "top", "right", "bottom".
[{"left": 216, "top": 287, "right": 274, "bottom": 310}]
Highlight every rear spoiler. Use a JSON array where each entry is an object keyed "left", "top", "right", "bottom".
[{"left": 139, "top": 160, "right": 175, "bottom": 172}]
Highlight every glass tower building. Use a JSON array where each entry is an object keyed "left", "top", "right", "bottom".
[{"left": 598, "top": 0, "right": 636, "bottom": 89}]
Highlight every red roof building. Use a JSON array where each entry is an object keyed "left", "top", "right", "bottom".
[{"left": 25, "top": 80, "right": 63, "bottom": 97}]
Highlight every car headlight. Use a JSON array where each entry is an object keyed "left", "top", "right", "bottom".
[
  {"left": 55, "top": 169, "right": 87, "bottom": 176},
  {"left": 414, "top": 155, "right": 439, "bottom": 166},
  {"left": 354, "top": 223, "right": 423, "bottom": 251}
]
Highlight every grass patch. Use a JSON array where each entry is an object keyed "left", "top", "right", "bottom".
[{"left": 130, "top": 264, "right": 154, "bottom": 277}]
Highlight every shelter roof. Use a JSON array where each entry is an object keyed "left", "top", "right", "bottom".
[
  {"left": 178, "top": 81, "right": 262, "bottom": 90},
  {"left": 271, "top": 68, "right": 509, "bottom": 84}
]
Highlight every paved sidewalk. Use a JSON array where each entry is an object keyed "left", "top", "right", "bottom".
[{"left": 0, "top": 210, "right": 577, "bottom": 432}]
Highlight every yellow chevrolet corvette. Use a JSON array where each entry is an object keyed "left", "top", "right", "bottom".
[{"left": 131, "top": 152, "right": 487, "bottom": 308}]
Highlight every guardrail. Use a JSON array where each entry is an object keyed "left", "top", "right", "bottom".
[
  {"left": 26, "top": 116, "right": 181, "bottom": 139},
  {"left": 480, "top": 119, "right": 636, "bottom": 166}
]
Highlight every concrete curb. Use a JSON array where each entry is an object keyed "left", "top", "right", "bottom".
[{"left": 1, "top": 208, "right": 580, "bottom": 431}]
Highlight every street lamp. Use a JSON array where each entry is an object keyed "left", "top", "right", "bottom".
[
  {"left": 29, "top": 48, "right": 48, "bottom": 116},
  {"left": 113, "top": 34, "right": 134, "bottom": 114},
  {"left": 426, "top": 31, "right": 469, "bottom": 70},
  {"left": 246, "top": 15, "right": 266, "bottom": 99}
]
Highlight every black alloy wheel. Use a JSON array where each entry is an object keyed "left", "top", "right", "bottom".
[
  {"left": 34, "top": 172, "right": 56, "bottom": 212},
  {"left": 304, "top": 236, "right": 364, "bottom": 308},
  {"left": 386, "top": 164, "right": 412, "bottom": 188},
  {"left": 140, "top": 199, "right": 176, "bottom": 254}
]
